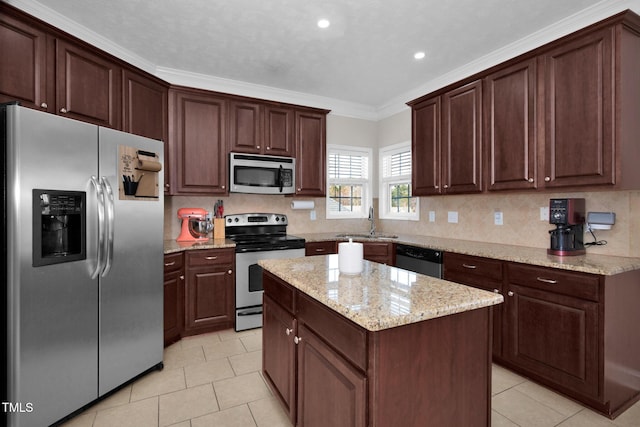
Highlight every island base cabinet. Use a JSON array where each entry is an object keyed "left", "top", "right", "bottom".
[
  {"left": 297, "top": 324, "right": 367, "bottom": 427},
  {"left": 369, "top": 307, "right": 491, "bottom": 427}
]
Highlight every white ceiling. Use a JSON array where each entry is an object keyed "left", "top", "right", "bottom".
[{"left": 6, "top": 0, "right": 640, "bottom": 119}]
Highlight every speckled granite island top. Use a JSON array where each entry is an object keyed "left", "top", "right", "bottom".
[
  {"left": 259, "top": 254, "right": 504, "bottom": 331},
  {"left": 300, "top": 233, "right": 640, "bottom": 275}
]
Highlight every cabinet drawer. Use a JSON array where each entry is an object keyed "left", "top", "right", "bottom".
[
  {"left": 297, "top": 293, "right": 367, "bottom": 371},
  {"left": 444, "top": 253, "right": 503, "bottom": 283},
  {"left": 263, "top": 271, "right": 296, "bottom": 314},
  {"left": 305, "top": 241, "right": 337, "bottom": 256},
  {"left": 507, "top": 263, "right": 600, "bottom": 302},
  {"left": 164, "top": 252, "right": 184, "bottom": 273},
  {"left": 186, "top": 248, "right": 234, "bottom": 267}
]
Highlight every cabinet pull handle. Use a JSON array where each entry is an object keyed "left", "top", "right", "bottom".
[
  {"left": 205, "top": 256, "right": 218, "bottom": 260},
  {"left": 221, "top": 185, "right": 226, "bottom": 189},
  {"left": 294, "top": 336, "right": 302, "bottom": 344},
  {"left": 256, "top": 145, "right": 261, "bottom": 149},
  {"left": 285, "top": 328, "right": 292, "bottom": 336},
  {"left": 164, "top": 261, "right": 176, "bottom": 266},
  {"left": 60, "top": 107, "right": 68, "bottom": 113},
  {"left": 493, "top": 289, "right": 500, "bottom": 293},
  {"left": 544, "top": 176, "right": 551, "bottom": 182},
  {"left": 528, "top": 178, "right": 534, "bottom": 183},
  {"left": 266, "top": 146, "right": 270, "bottom": 150},
  {"left": 462, "top": 264, "right": 477, "bottom": 269},
  {"left": 40, "top": 102, "right": 48, "bottom": 109},
  {"left": 228, "top": 269, "right": 233, "bottom": 274},
  {"left": 434, "top": 185, "right": 439, "bottom": 189},
  {"left": 508, "top": 291, "right": 514, "bottom": 297},
  {"left": 315, "top": 248, "right": 325, "bottom": 252},
  {"left": 179, "top": 275, "right": 184, "bottom": 280},
  {"left": 536, "top": 277, "right": 557, "bottom": 284},
  {"left": 443, "top": 184, "right": 449, "bottom": 189}
]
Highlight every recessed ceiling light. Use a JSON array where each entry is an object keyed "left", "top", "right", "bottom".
[
  {"left": 414, "top": 51, "right": 426, "bottom": 60},
  {"left": 317, "top": 19, "right": 330, "bottom": 29}
]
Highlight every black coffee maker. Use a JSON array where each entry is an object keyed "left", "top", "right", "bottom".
[{"left": 548, "top": 198, "right": 586, "bottom": 256}]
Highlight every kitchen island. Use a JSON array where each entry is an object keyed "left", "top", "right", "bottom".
[{"left": 259, "top": 255, "right": 503, "bottom": 427}]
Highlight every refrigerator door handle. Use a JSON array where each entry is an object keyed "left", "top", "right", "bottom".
[
  {"left": 101, "top": 176, "right": 115, "bottom": 277},
  {"left": 91, "top": 176, "right": 105, "bottom": 279}
]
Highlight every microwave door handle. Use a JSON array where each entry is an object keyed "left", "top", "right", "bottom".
[{"left": 278, "top": 165, "right": 284, "bottom": 193}]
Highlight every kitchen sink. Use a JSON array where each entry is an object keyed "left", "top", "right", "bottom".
[{"left": 335, "top": 233, "right": 398, "bottom": 239}]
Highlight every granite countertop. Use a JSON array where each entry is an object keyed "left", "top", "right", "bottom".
[
  {"left": 259, "top": 254, "right": 504, "bottom": 332},
  {"left": 298, "top": 233, "right": 640, "bottom": 276},
  {"left": 164, "top": 238, "right": 235, "bottom": 254}
]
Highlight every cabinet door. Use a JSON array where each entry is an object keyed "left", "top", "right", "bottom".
[
  {"left": 297, "top": 324, "right": 367, "bottom": 427},
  {"left": 56, "top": 39, "right": 121, "bottom": 128},
  {"left": 295, "top": 110, "right": 327, "bottom": 196},
  {"left": 363, "top": 242, "right": 393, "bottom": 265},
  {"left": 170, "top": 89, "right": 228, "bottom": 195},
  {"left": 264, "top": 105, "right": 294, "bottom": 156},
  {"left": 505, "top": 284, "right": 599, "bottom": 398},
  {"left": 442, "top": 80, "right": 483, "bottom": 194},
  {"left": 229, "top": 99, "right": 262, "bottom": 154},
  {"left": 485, "top": 59, "right": 537, "bottom": 191},
  {"left": 411, "top": 97, "right": 441, "bottom": 195},
  {"left": 122, "top": 69, "right": 168, "bottom": 142},
  {"left": 262, "top": 296, "right": 296, "bottom": 423},
  {"left": 185, "top": 265, "right": 234, "bottom": 332},
  {"left": 542, "top": 27, "right": 614, "bottom": 187},
  {"left": 0, "top": 13, "right": 49, "bottom": 110},
  {"left": 163, "top": 269, "right": 184, "bottom": 347}
]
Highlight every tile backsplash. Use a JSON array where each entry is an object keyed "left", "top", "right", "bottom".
[{"left": 165, "top": 190, "right": 640, "bottom": 258}]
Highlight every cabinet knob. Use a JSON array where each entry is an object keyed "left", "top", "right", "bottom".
[
  {"left": 40, "top": 102, "right": 48, "bottom": 109},
  {"left": 179, "top": 275, "right": 185, "bottom": 280},
  {"left": 256, "top": 145, "right": 261, "bottom": 149},
  {"left": 493, "top": 289, "right": 500, "bottom": 293},
  {"left": 297, "top": 188, "right": 301, "bottom": 191},
  {"left": 266, "top": 146, "right": 270, "bottom": 150},
  {"left": 528, "top": 178, "right": 534, "bottom": 183},
  {"left": 285, "top": 328, "right": 292, "bottom": 336},
  {"left": 221, "top": 185, "right": 226, "bottom": 189},
  {"left": 443, "top": 184, "right": 449, "bottom": 189},
  {"left": 294, "top": 336, "right": 302, "bottom": 344},
  {"left": 508, "top": 291, "right": 514, "bottom": 297},
  {"left": 434, "top": 185, "right": 439, "bottom": 189},
  {"left": 228, "top": 269, "right": 233, "bottom": 274},
  {"left": 60, "top": 107, "right": 68, "bottom": 113},
  {"left": 544, "top": 176, "right": 551, "bottom": 182}
]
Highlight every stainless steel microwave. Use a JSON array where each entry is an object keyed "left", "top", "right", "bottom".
[{"left": 229, "top": 152, "right": 296, "bottom": 194}]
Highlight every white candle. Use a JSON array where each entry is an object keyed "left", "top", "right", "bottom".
[{"left": 338, "top": 238, "right": 363, "bottom": 275}]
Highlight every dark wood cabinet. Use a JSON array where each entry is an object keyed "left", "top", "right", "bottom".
[
  {"left": 55, "top": 38, "right": 122, "bottom": 128},
  {"left": 262, "top": 295, "right": 297, "bottom": 423},
  {"left": 484, "top": 59, "right": 537, "bottom": 191},
  {"left": 363, "top": 241, "right": 394, "bottom": 265},
  {"left": 169, "top": 88, "right": 228, "bottom": 195},
  {"left": 0, "top": 12, "right": 49, "bottom": 110},
  {"left": 295, "top": 110, "right": 328, "bottom": 196},
  {"left": 163, "top": 252, "right": 184, "bottom": 347},
  {"left": 443, "top": 252, "right": 504, "bottom": 358},
  {"left": 122, "top": 69, "right": 168, "bottom": 142},
  {"left": 183, "top": 248, "right": 235, "bottom": 334},
  {"left": 410, "top": 80, "right": 482, "bottom": 195},
  {"left": 305, "top": 241, "right": 337, "bottom": 256},
  {"left": 228, "top": 99, "right": 262, "bottom": 154},
  {"left": 264, "top": 104, "right": 295, "bottom": 156},
  {"left": 540, "top": 27, "right": 614, "bottom": 188}
]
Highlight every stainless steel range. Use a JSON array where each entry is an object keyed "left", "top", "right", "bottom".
[{"left": 226, "top": 213, "right": 305, "bottom": 331}]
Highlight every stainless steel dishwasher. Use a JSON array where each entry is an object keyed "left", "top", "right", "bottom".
[{"left": 395, "top": 244, "right": 443, "bottom": 278}]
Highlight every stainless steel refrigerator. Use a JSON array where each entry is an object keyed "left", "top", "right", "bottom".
[{"left": 1, "top": 104, "right": 164, "bottom": 427}]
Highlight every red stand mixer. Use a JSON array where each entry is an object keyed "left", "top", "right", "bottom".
[{"left": 176, "top": 208, "right": 212, "bottom": 242}]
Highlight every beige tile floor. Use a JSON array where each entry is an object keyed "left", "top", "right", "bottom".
[{"left": 60, "top": 328, "right": 640, "bottom": 427}]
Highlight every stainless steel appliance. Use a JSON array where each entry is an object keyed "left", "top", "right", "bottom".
[
  {"left": 226, "top": 213, "right": 305, "bottom": 331},
  {"left": 2, "top": 104, "right": 164, "bottom": 427},
  {"left": 395, "top": 244, "right": 443, "bottom": 278},
  {"left": 548, "top": 198, "right": 586, "bottom": 256},
  {"left": 229, "top": 152, "right": 296, "bottom": 194}
]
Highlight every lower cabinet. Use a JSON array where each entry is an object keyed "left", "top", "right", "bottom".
[
  {"left": 163, "top": 248, "right": 235, "bottom": 345},
  {"left": 184, "top": 248, "right": 235, "bottom": 335},
  {"left": 163, "top": 252, "right": 184, "bottom": 347},
  {"left": 305, "top": 240, "right": 337, "bottom": 256},
  {"left": 362, "top": 242, "right": 394, "bottom": 265}
]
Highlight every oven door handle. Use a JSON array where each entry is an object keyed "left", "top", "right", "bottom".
[{"left": 237, "top": 308, "right": 263, "bottom": 316}]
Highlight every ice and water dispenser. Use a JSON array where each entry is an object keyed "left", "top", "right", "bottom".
[{"left": 32, "top": 189, "right": 86, "bottom": 266}]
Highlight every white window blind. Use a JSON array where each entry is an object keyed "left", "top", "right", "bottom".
[
  {"left": 379, "top": 142, "right": 419, "bottom": 220},
  {"left": 326, "top": 146, "right": 371, "bottom": 219}
]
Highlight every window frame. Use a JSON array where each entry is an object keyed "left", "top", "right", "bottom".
[
  {"left": 326, "top": 144, "right": 372, "bottom": 220},
  {"left": 379, "top": 141, "right": 419, "bottom": 221}
]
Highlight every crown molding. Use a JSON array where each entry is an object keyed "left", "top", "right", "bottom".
[{"left": 5, "top": 0, "right": 640, "bottom": 121}]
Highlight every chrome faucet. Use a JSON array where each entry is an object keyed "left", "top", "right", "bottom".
[{"left": 368, "top": 206, "right": 376, "bottom": 236}]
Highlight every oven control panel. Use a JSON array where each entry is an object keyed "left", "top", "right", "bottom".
[{"left": 225, "top": 213, "right": 288, "bottom": 226}]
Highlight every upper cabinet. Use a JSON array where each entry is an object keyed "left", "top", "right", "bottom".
[
  {"left": 410, "top": 80, "right": 482, "bottom": 196},
  {"left": 264, "top": 104, "right": 295, "bottom": 156},
  {"left": 122, "top": 69, "right": 168, "bottom": 142},
  {"left": 410, "top": 10, "right": 640, "bottom": 194},
  {"left": 0, "top": 12, "right": 49, "bottom": 110},
  {"left": 295, "top": 109, "right": 328, "bottom": 196},
  {"left": 229, "top": 100, "right": 296, "bottom": 156}
]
